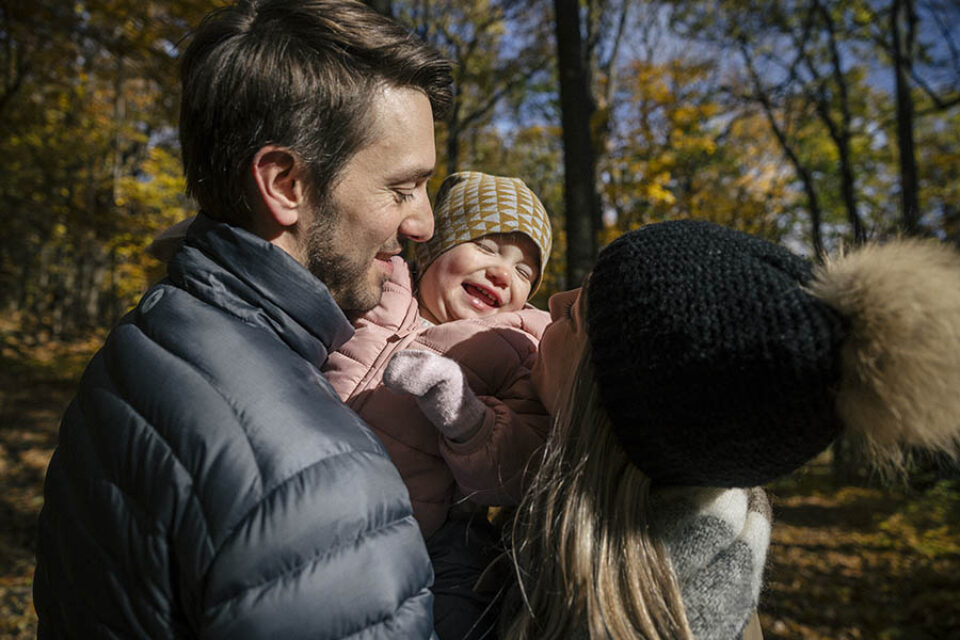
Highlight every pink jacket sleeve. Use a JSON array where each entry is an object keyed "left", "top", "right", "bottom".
[{"left": 416, "top": 307, "right": 552, "bottom": 506}]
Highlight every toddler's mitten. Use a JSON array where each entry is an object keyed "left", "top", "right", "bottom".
[
  {"left": 651, "top": 487, "right": 771, "bottom": 640},
  {"left": 384, "top": 350, "right": 486, "bottom": 443}
]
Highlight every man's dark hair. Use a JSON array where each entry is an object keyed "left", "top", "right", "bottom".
[{"left": 179, "top": 0, "right": 453, "bottom": 223}]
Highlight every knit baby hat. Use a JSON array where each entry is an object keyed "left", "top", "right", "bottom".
[
  {"left": 587, "top": 219, "right": 960, "bottom": 487},
  {"left": 414, "top": 171, "right": 553, "bottom": 293}
]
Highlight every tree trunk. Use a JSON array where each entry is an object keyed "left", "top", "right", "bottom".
[
  {"left": 554, "top": 0, "right": 601, "bottom": 289},
  {"left": 109, "top": 244, "right": 122, "bottom": 326},
  {"left": 812, "top": 0, "right": 866, "bottom": 245},
  {"left": 17, "top": 246, "right": 31, "bottom": 311},
  {"left": 446, "top": 117, "right": 460, "bottom": 177},
  {"left": 31, "top": 243, "right": 53, "bottom": 332},
  {"left": 51, "top": 244, "right": 67, "bottom": 338},
  {"left": 892, "top": 0, "right": 921, "bottom": 234}
]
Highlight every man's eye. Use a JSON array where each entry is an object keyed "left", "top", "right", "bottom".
[{"left": 394, "top": 190, "right": 415, "bottom": 203}]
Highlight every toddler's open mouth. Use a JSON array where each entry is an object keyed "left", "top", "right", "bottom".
[{"left": 462, "top": 282, "right": 501, "bottom": 308}]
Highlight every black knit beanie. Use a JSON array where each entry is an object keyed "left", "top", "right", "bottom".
[{"left": 586, "top": 220, "right": 847, "bottom": 487}]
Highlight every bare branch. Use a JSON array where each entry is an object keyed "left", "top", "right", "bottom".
[{"left": 740, "top": 39, "right": 825, "bottom": 257}]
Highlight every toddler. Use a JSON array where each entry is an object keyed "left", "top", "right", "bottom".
[
  {"left": 322, "top": 170, "right": 553, "bottom": 535},
  {"left": 322, "top": 170, "right": 553, "bottom": 640}
]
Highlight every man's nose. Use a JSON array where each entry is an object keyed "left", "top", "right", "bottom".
[{"left": 400, "top": 196, "right": 434, "bottom": 243}]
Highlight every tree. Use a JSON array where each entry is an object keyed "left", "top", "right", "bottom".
[
  {"left": 890, "top": 0, "right": 921, "bottom": 233},
  {"left": 554, "top": 0, "right": 602, "bottom": 287},
  {"left": 666, "top": 0, "right": 898, "bottom": 252},
  {"left": 603, "top": 55, "right": 796, "bottom": 243},
  {"left": 0, "top": 0, "right": 207, "bottom": 335},
  {"left": 855, "top": 0, "right": 960, "bottom": 234},
  {"left": 395, "top": 0, "right": 553, "bottom": 176}
]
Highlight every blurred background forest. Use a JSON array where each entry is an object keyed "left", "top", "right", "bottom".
[{"left": 1, "top": 0, "right": 959, "bottom": 638}]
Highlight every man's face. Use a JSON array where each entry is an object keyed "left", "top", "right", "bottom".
[{"left": 305, "top": 85, "right": 436, "bottom": 317}]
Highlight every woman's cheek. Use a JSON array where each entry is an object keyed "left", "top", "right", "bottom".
[{"left": 531, "top": 354, "right": 554, "bottom": 414}]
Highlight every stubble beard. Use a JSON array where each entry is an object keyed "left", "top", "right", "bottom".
[{"left": 305, "top": 200, "right": 386, "bottom": 319}]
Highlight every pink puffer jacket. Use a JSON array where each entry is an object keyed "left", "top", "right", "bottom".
[{"left": 323, "top": 257, "right": 551, "bottom": 538}]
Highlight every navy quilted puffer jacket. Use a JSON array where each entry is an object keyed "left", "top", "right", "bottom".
[{"left": 34, "top": 215, "right": 436, "bottom": 638}]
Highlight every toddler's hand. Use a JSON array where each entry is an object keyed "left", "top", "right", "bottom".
[{"left": 383, "top": 350, "right": 486, "bottom": 443}]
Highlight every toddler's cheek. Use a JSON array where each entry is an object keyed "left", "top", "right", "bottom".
[{"left": 503, "top": 298, "right": 526, "bottom": 313}]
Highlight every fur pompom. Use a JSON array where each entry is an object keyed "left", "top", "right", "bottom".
[{"left": 809, "top": 238, "right": 960, "bottom": 475}]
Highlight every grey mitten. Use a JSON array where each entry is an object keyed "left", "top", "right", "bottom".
[
  {"left": 383, "top": 350, "right": 486, "bottom": 443},
  {"left": 651, "top": 487, "right": 771, "bottom": 640}
]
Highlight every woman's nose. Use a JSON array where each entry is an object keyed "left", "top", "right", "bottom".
[{"left": 548, "top": 288, "right": 580, "bottom": 321}]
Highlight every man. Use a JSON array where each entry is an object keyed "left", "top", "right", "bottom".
[{"left": 33, "top": 0, "right": 452, "bottom": 637}]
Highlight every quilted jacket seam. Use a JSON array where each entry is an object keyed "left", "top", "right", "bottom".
[
  {"left": 211, "top": 448, "right": 384, "bottom": 562},
  {"left": 138, "top": 320, "right": 266, "bottom": 499},
  {"left": 59, "top": 478, "right": 168, "bottom": 638},
  {"left": 338, "top": 588, "right": 434, "bottom": 640},
  {"left": 207, "top": 512, "right": 418, "bottom": 610},
  {"left": 89, "top": 389, "right": 219, "bottom": 583}
]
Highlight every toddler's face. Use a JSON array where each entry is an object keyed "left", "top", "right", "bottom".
[{"left": 418, "top": 232, "right": 539, "bottom": 323}]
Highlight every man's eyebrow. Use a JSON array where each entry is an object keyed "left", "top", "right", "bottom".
[{"left": 387, "top": 167, "right": 435, "bottom": 184}]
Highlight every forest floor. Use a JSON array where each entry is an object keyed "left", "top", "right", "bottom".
[{"left": 1, "top": 327, "right": 959, "bottom": 639}]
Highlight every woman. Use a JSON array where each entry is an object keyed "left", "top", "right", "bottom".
[{"left": 503, "top": 220, "right": 960, "bottom": 639}]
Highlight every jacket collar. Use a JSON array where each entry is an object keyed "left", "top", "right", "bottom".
[{"left": 167, "top": 213, "right": 354, "bottom": 366}]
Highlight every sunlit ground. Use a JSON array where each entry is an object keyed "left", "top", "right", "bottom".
[{"left": 763, "top": 465, "right": 960, "bottom": 640}]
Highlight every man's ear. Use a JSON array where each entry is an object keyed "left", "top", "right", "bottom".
[{"left": 250, "top": 146, "right": 306, "bottom": 227}]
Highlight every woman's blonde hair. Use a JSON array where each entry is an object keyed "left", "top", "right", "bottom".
[{"left": 502, "top": 339, "right": 693, "bottom": 639}]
